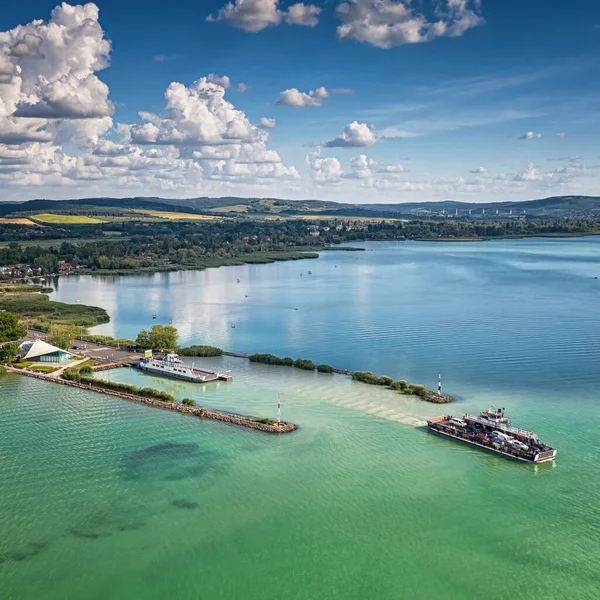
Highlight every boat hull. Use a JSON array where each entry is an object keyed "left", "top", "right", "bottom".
[
  {"left": 427, "top": 423, "right": 556, "bottom": 463},
  {"left": 139, "top": 363, "right": 211, "bottom": 383}
]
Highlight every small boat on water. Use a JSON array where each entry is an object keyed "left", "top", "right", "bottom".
[
  {"left": 427, "top": 409, "right": 556, "bottom": 463},
  {"left": 139, "top": 352, "right": 231, "bottom": 383}
]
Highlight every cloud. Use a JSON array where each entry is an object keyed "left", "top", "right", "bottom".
[
  {"left": 306, "top": 151, "right": 343, "bottom": 183},
  {"left": 332, "top": 88, "right": 354, "bottom": 95},
  {"left": 276, "top": 86, "right": 328, "bottom": 107},
  {"left": 470, "top": 166, "right": 487, "bottom": 174},
  {"left": 335, "top": 0, "right": 484, "bottom": 49},
  {"left": 258, "top": 117, "right": 276, "bottom": 128},
  {"left": 285, "top": 3, "right": 322, "bottom": 27},
  {"left": 555, "top": 132, "right": 567, "bottom": 138},
  {"left": 118, "top": 76, "right": 299, "bottom": 183},
  {"left": 324, "top": 121, "right": 377, "bottom": 148},
  {"left": 344, "top": 154, "right": 405, "bottom": 181},
  {"left": 237, "top": 82, "right": 250, "bottom": 92},
  {"left": 207, "top": 73, "right": 231, "bottom": 88},
  {"left": 207, "top": 0, "right": 321, "bottom": 33},
  {"left": 124, "top": 77, "right": 266, "bottom": 146},
  {"left": 0, "top": 3, "right": 113, "bottom": 120},
  {"left": 520, "top": 131, "right": 542, "bottom": 140},
  {"left": 517, "top": 162, "right": 543, "bottom": 181}
]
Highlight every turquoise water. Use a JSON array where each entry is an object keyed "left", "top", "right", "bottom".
[{"left": 2, "top": 237, "right": 600, "bottom": 599}]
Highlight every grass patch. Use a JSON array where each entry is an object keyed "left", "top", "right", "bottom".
[
  {"left": 250, "top": 417, "right": 276, "bottom": 426},
  {"left": 30, "top": 213, "right": 107, "bottom": 225},
  {"left": 13, "top": 360, "right": 32, "bottom": 369},
  {"left": 29, "top": 365, "right": 59, "bottom": 373}
]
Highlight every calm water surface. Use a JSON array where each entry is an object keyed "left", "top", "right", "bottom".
[{"left": 1, "top": 237, "right": 599, "bottom": 599}]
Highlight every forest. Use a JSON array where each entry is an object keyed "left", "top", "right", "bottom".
[{"left": 1, "top": 217, "right": 599, "bottom": 273}]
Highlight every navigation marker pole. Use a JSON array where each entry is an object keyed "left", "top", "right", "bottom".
[
  {"left": 277, "top": 394, "right": 281, "bottom": 427},
  {"left": 438, "top": 373, "right": 442, "bottom": 395}
]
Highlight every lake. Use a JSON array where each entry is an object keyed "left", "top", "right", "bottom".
[{"left": 1, "top": 237, "right": 599, "bottom": 599}]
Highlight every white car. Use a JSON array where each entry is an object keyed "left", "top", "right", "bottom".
[
  {"left": 449, "top": 417, "right": 467, "bottom": 428},
  {"left": 509, "top": 439, "right": 529, "bottom": 451}
]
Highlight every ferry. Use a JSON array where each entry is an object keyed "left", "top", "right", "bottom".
[
  {"left": 139, "top": 352, "right": 232, "bottom": 383},
  {"left": 427, "top": 409, "right": 556, "bottom": 463}
]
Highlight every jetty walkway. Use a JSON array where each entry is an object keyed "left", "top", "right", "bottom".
[{"left": 7, "top": 367, "right": 296, "bottom": 434}]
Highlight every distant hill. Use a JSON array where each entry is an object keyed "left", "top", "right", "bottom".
[{"left": 1, "top": 195, "right": 600, "bottom": 219}]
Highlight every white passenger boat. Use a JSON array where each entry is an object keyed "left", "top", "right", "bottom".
[{"left": 139, "top": 352, "right": 231, "bottom": 383}]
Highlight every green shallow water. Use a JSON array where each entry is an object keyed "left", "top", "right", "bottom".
[
  {"left": 1, "top": 361, "right": 599, "bottom": 600},
  {"left": 2, "top": 238, "right": 600, "bottom": 599}
]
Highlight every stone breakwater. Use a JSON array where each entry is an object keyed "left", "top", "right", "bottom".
[{"left": 7, "top": 368, "right": 296, "bottom": 434}]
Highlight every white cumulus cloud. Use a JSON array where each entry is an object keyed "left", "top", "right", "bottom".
[
  {"left": 285, "top": 3, "right": 322, "bottom": 27},
  {"left": 324, "top": 121, "right": 377, "bottom": 148},
  {"left": 276, "top": 86, "right": 328, "bottom": 107},
  {"left": 0, "top": 2, "right": 113, "bottom": 121},
  {"left": 335, "top": 0, "right": 484, "bottom": 49},
  {"left": 555, "top": 132, "right": 567, "bottom": 138},
  {"left": 470, "top": 166, "right": 487, "bottom": 174},
  {"left": 258, "top": 117, "right": 276, "bottom": 128},
  {"left": 306, "top": 151, "right": 344, "bottom": 183},
  {"left": 207, "top": 0, "right": 321, "bottom": 32},
  {"left": 207, "top": 74, "right": 231, "bottom": 88}
]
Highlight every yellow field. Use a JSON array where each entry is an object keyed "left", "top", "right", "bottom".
[
  {"left": 131, "top": 209, "right": 216, "bottom": 220},
  {"left": 0, "top": 217, "right": 37, "bottom": 225},
  {"left": 31, "top": 213, "right": 107, "bottom": 224}
]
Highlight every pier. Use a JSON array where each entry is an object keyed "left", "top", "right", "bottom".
[{"left": 7, "top": 368, "right": 296, "bottom": 434}]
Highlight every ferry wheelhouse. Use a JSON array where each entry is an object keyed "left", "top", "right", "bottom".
[{"left": 427, "top": 409, "right": 556, "bottom": 463}]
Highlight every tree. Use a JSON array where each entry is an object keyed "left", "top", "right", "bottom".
[
  {"left": 97, "top": 255, "right": 111, "bottom": 269},
  {"left": 0, "top": 341, "right": 20, "bottom": 363},
  {"left": 0, "top": 312, "right": 27, "bottom": 343},
  {"left": 34, "top": 253, "right": 58, "bottom": 273},
  {"left": 136, "top": 325, "right": 178, "bottom": 350},
  {"left": 47, "top": 325, "right": 79, "bottom": 350},
  {"left": 135, "top": 329, "right": 152, "bottom": 349}
]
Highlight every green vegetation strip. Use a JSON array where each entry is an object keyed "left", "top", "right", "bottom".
[
  {"left": 247, "top": 353, "right": 449, "bottom": 403},
  {"left": 69, "top": 373, "right": 176, "bottom": 403},
  {"left": 0, "top": 288, "right": 109, "bottom": 330}
]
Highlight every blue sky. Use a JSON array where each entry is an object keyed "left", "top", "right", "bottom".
[{"left": 1, "top": 0, "right": 599, "bottom": 202}]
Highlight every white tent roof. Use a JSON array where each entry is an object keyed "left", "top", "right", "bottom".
[{"left": 23, "top": 339, "right": 69, "bottom": 360}]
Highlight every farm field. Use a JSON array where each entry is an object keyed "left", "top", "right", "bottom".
[
  {"left": 31, "top": 213, "right": 107, "bottom": 224},
  {"left": 131, "top": 209, "right": 217, "bottom": 220},
  {"left": 0, "top": 217, "right": 38, "bottom": 225}
]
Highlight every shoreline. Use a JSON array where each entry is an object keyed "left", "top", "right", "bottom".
[{"left": 7, "top": 367, "right": 297, "bottom": 434}]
